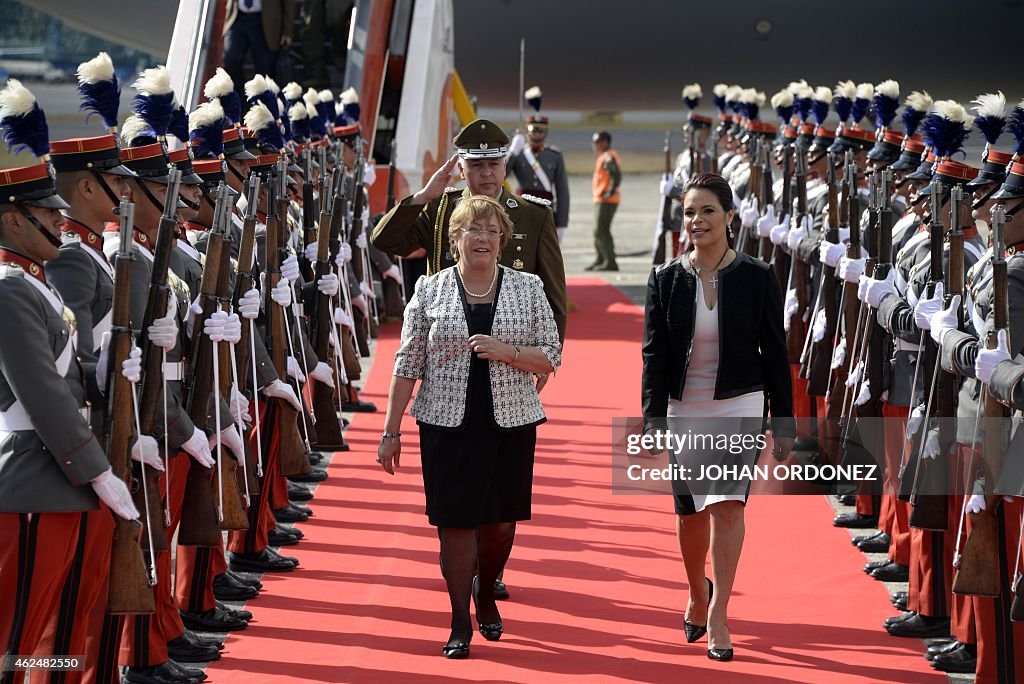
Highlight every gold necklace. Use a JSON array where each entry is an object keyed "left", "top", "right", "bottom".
[{"left": 458, "top": 263, "right": 498, "bottom": 298}]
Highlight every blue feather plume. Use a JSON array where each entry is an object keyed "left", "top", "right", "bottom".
[
  {"left": 794, "top": 96, "right": 813, "bottom": 122},
  {"left": 775, "top": 103, "right": 793, "bottom": 122},
  {"left": 902, "top": 108, "right": 925, "bottom": 138},
  {"left": 342, "top": 101, "right": 360, "bottom": 125},
  {"left": 78, "top": 78, "right": 120, "bottom": 130},
  {"left": 871, "top": 93, "right": 899, "bottom": 130},
  {"left": 219, "top": 92, "right": 242, "bottom": 126},
  {"left": 743, "top": 101, "right": 760, "bottom": 121},
  {"left": 290, "top": 113, "right": 310, "bottom": 143},
  {"left": 851, "top": 97, "right": 871, "bottom": 125},
  {"left": 1006, "top": 105, "right": 1024, "bottom": 156},
  {"left": 189, "top": 123, "right": 223, "bottom": 159},
  {"left": 315, "top": 101, "right": 332, "bottom": 123},
  {"left": 920, "top": 113, "right": 970, "bottom": 159},
  {"left": 833, "top": 96, "right": 852, "bottom": 124},
  {"left": 683, "top": 97, "right": 699, "bottom": 109},
  {"left": 1, "top": 102, "right": 50, "bottom": 158},
  {"left": 247, "top": 91, "right": 281, "bottom": 122},
  {"left": 279, "top": 105, "right": 291, "bottom": 139},
  {"left": 168, "top": 104, "right": 189, "bottom": 144},
  {"left": 812, "top": 100, "right": 829, "bottom": 125},
  {"left": 256, "top": 121, "right": 286, "bottom": 152},
  {"left": 132, "top": 92, "right": 174, "bottom": 137},
  {"left": 975, "top": 115, "right": 1005, "bottom": 147},
  {"left": 309, "top": 114, "right": 326, "bottom": 139},
  {"left": 713, "top": 93, "right": 725, "bottom": 112}
]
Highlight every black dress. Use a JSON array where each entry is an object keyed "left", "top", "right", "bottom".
[{"left": 418, "top": 272, "right": 537, "bottom": 528}]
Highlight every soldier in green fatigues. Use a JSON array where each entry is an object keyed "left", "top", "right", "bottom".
[{"left": 371, "top": 118, "right": 567, "bottom": 343}]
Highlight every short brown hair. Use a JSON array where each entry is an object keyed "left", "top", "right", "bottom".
[{"left": 448, "top": 195, "right": 513, "bottom": 262}]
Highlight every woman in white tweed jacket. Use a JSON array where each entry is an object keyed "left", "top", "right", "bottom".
[{"left": 378, "top": 195, "right": 561, "bottom": 659}]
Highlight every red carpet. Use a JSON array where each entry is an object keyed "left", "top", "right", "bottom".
[{"left": 205, "top": 277, "right": 944, "bottom": 683}]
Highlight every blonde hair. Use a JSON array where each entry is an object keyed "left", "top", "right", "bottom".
[{"left": 448, "top": 194, "right": 513, "bottom": 262}]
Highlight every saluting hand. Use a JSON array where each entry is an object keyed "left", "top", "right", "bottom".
[{"left": 413, "top": 154, "right": 460, "bottom": 205}]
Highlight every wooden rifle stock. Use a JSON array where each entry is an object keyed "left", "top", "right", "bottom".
[
  {"left": 331, "top": 183, "right": 362, "bottom": 379},
  {"left": 135, "top": 168, "right": 183, "bottom": 551},
  {"left": 954, "top": 202, "right": 1008, "bottom": 596},
  {"left": 300, "top": 147, "right": 316, "bottom": 281},
  {"left": 105, "top": 198, "right": 156, "bottom": 614},
  {"left": 265, "top": 160, "right": 311, "bottom": 477},
  {"left": 786, "top": 150, "right": 809, "bottom": 362},
  {"left": 805, "top": 153, "right": 841, "bottom": 395}
]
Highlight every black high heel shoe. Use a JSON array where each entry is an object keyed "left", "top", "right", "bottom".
[
  {"left": 707, "top": 647, "right": 734, "bottom": 661},
  {"left": 442, "top": 640, "right": 470, "bottom": 659},
  {"left": 683, "top": 577, "right": 713, "bottom": 644},
  {"left": 472, "top": 575, "right": 504, "bottom": 641}
]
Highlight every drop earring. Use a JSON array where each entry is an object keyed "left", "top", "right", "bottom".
[{"left": 728, "top": 225, "right": 735, "bottom": 239}]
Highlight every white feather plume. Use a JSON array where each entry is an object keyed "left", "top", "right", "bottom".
[
  {"left": 77, "top": 52, "right": 115, "bottom": 84},
  {"left": 304, "top": 102, "right": 318, "bottom": 119},
  {"left": 318, "top": 89, "right": 334, "bottom": 104},
  {"left": 682, "top": 83, "right": 702, "bottom": 100},
  {"left": 340, "top": 87, "right": 358, "bottom": 105},
  {"left": 303, "top": 88, "right": 319, "bottom": 109},
  {"left": 814, "top": 86, "right": 832, "bottom": 103},
  {"left": 335, "top": 102, "right": 344, "bottom": 117},
  {"left": 904, "top": 90, "right": 932, "bottom": 112},
  {"left": 875, "top": 79, "right": 899, "bottom": 99},
  {"left": 787, "top": 79, "right": 808, "bottom": 95},
  {"left": 794, "top": 83, "right": 814, "bottom": 101},
  {"left": 855, "top": 82, "right": 874, "bottom": 100},
  {"left": 754, "top": 90, "right": 766, "bottom": 107},
  {"left": 932, "top": 99, "right": 975, "bottom": 128},
  {"left": 119, "top": 113, "right": 152, "bottom": 146},
  {"left": 283, "top": 82, "right": 303, "bottom": 101},
  {"left": 971, "top": 91, "right": 1006, "bottom": 118},
  {"left": 132, "top": 65, "right": 172, "bottom": 96},
  {"left": 713, "top": 83, "right": 728, "bottom": 98},
  {"left": 771, "top": 89, "right": 794, "bottom": 109},
  {"left": 265, "top": 76, "right": 280, "bottom": 95},
  {"left": 725, "top": 85, "right": 743, "bottom": 102},
  {"left": 0, "top": 79, "right": 37, "bottom": 118},
  {"left": 288, "top": 102, "right": 308, "bottom": 121},
  {"left": 739, "top": 87, "right": 756, "bottom": 104},
  {"left": 244, "top": 74, "right": 269, "bottom": 101},
  {"left": 834, "top": 80, "right": 857, "bottom": 100},
  {"left": 243, "top": 102, "right": 274, "bottom": 132},
  {"left": 524, "top": 86, "right": 542, "bottom": 100},
  {"left": 188, "top": 99, "right": 224, "bottom": 129},
  {"left": 204, "top": 67, "right": 234, "bottom": 99}
]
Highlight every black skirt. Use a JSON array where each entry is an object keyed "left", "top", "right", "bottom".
[{"left": 418, "top": 279, "right": 537, "bottom": 528}]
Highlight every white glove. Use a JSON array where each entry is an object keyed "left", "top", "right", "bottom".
[
  {"left": 336, "top": 242, "right": 352, "bottom": 266},
  {"left": 185, "top": 297, "right": 203, "bottom": 339},
  {"left": 304, "top": 242, "right": 319, "bottom": 263},
  {"left": 906, "top": 403, "right": 925, "bottom": 438},
  {"left": 769, "top": 218, "right": 790, "bottom": 246},
  {"left": 287, "top": 356, "right": 306, "bottom": 382},
  {"left": 837, "top": 227, "right": 851, "bottom": 243},
  {"left": 831, "top": 337, "right": 846, "bottom": 369},
  {"left": 147, "top": 313, "right": 178, "bottom": 351},
  {"left": 819, "top": 240, "right": 845, "bottom": 268},
  {"left": 865, "top": 269, "right": 897, "bottom": 308},
  {"left": 928, "top": 294, "right": 961, "bottom": 345},
  {"left": 281, "top": 255, "right": 300, "bottom": 282},
  {"left": 914, "top": 282, "right": 944, "bottom": 331},
  {"left": 182, "top": 427, "right": 215, "bottom": 468},
  {"left": 756, "top": 205, "right": 777, "bottom": 238},
  {"left": 508, "top": 132, "right": 526, "bottom": 157},
  {"left": 334, "top": 306, "right": 354, "bottom": 329},
  {"left": 121, "top": 345, "right": 142, "bottom": 383},
  {"left": 857, "top": 274, "right": 870, "bottom": 303},
  {"left": 383, "top": 264, "right": 403, "bottom": 283},
  {"left": 131, "top": 434, "right": 163, "bottom": 471},
  {"left": 784, "top": 288, "right": 798, "bottom": 324},
  {"left": 90, "top": 469, "right": 139, "bottom": 520},
  {"left": 309, "top": 361, "right": 335, "bottom": 388},
  {"left": 854, "top": 379, "right": 871, "bottom": 406},
  {"left": 846, "top": 361, "right": 864, "bottom": 387},
  {"left": 262, "top": 378, "right": 302, "bottom": 412},
  {"left": 212, "top": 426, "right": 245, "bottom": 462},
  {"left": 838, "top": 256, "right": 865, "bottom": 284},
  {"left": 659, "top": 177, "right": 674, "bottom": 198},
  {"left": 355, "top": 231, "right": 367, "bottom": 249},
  {"left": 363, "top": 162, "right": 377, "bottom": 187},
  {"left": 222, "top": 313, "right": 241, "bottom": 345},
  {"left": 318, "top": 272, "right": 340, "bottom": 297},
  {"left": 976, "top": 329, "right": 1012, "bottom": 385},
  {"left": 922, "top": 427, "right": 944, "bottom": 460},
  {"left": 229, "top": 386, "right": 251, "bottom": 427},
  {"left": 203, "top": 310, "right": 228, "bottom": 342},
  {"left": 812, "top": 308, "right": 827, "bottom": 343},
  {"left": 360, "top": 281, "right": 373, "bottom": 298},
  {"left": 97, "top": 334, "right": 143, "bottom": 393},
  {"left": 740, "top": 198, "right": 760, "bottom": 229},
  {"left": 351, "top": 293, "right": 368, "bottom": 315},
  {"left": 967, "top": 494, "right": 987, "bottom": 515},
  {"left": 238, "top": 288, "right": 261, "bottom": 319},
  {"left": 786, "top": 216, "right": 809, "bottom": 251},
  {"left": 271, "top": 280, "right": 293, "bottom": 307}
]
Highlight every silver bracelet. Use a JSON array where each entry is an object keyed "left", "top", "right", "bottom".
[{"left": 381, "top": 432, "right": 401, "bottom": 440}]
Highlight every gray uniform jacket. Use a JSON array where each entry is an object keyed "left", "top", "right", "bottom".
[
  {"left": 508, "top": 146, "right": 570, "bottom": 228},
  {"left": 0, "top": 257, "right": 109, "bottom": 512}
]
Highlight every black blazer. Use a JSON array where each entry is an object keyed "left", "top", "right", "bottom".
[{"left": 641, "top": 251, "right": 795, "bottom": 437}]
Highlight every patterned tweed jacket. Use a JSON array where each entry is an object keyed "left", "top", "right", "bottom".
[{"left": 394, "top": 265, "right": 562, "bottom": 429}]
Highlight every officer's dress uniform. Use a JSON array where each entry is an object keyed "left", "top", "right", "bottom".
[{"left": 508, "top": 144, "right": 570, "bottom": 231}]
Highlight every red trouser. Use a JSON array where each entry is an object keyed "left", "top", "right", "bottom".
[
  {"left": 37, "top": 505, "right": 116, "bottom": 684},
  {"left": 120, "top": 452, "right": 190, "bottom": 668},
  {"left": 0, "top": 512, "right": 81, "bottom": 684},
  {"left": 880, "top": 404, "right": 911, "bottom": 566},
  {"left": 228, "top": 400, "right": 277, "bottom": 555}
]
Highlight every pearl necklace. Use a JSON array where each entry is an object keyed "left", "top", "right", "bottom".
[{"left": 458, "top": 263, "right": 498, "bottom": 298}]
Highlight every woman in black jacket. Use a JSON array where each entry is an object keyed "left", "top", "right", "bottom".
[{"left": 642, "top": 173, "right": 794, "bottom": 661}]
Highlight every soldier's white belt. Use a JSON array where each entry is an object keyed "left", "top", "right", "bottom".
[
  {"left": 163, "top": 361, "right": 185, "bottom": 381},
  {"left": 92, "top": 309, "right": 113, "bottom": 352},
  {"left": 0, "top": 403, "right": 89, "bottom": 433},
  {"left": 894, "top": 338, "right": 922, "bottom": 353}
]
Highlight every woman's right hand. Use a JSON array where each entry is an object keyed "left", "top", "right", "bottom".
[{"left": 378, "top": 438, "right": 401, "bottom": 475}]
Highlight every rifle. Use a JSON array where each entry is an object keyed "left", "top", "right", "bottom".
[
  {"left": 786, "top": 148, "right": 809, "bottom": 363},
  {"left": 908, "top": 183, "right": 955, "bottom": 530},
  {"left": 105, "top": 198, "right": 156, "bottom": 614},
  {"left": 308, "top": 167, "right": 347, "bottom": 449},
  {"left": 826, "top": 152, "right": 861, "bottom": 424},
  {"left": 331, "top": 168, "right": 363, "bottom": 380},
  {"left": 804, "top": 152, "right": 841, "bottom": 396},
  {"left": 350, "top": 148, "right": 379, "bottom": 341},
  {"left": 300, "top": 146, "right": 317, "bottom": 282},
  {"left": 710, "top": 127, "right": 720, "bottom": 174},
  {"left": 135, "top": 166, "right": 182, "bottom": 551},
  {"left": 231, "top": 175, "right": 262, "bottom": 486},
  {"left": 953, "top": 201, "right": 1006, "bottom": 596},
  {"left": 764, "top": 144, "right": 791, "bottom": 269},
  {"left": 264, "top": 159, "right": 312, "bottom": 477},
  {"left": 653, "top": 131, "right": 672, "bottom": 266},
  {"left": 739, "top": 138, "right": 762, "bottom": 258}
]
